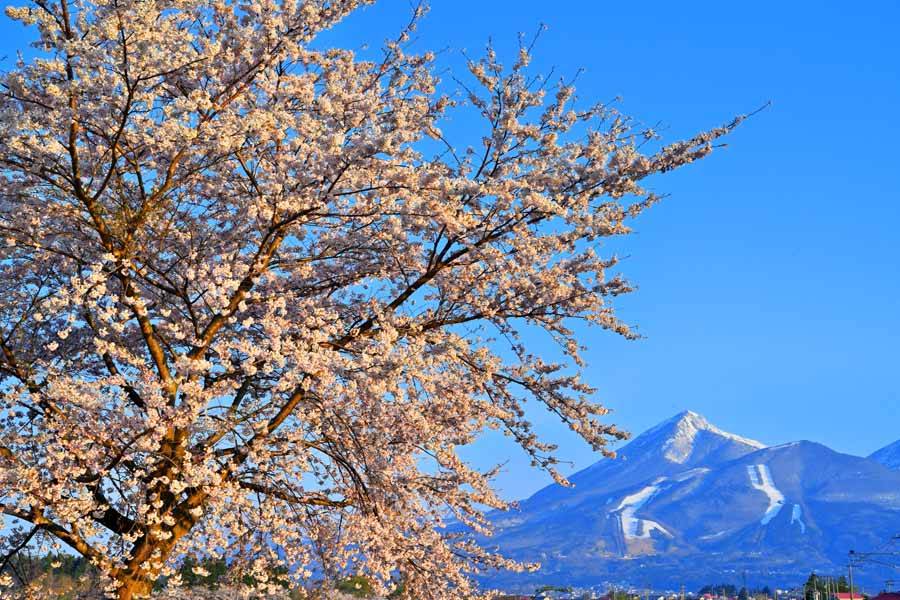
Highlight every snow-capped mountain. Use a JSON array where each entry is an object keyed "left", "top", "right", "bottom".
[
  {"left": 523, "top": 410, "right": 765, "bottom": 511},
  {"left": 870, "top": 439, "right": 900, "bottom": 470},
  {"left": 481, "top": 412, "right": 900, "bottom": 591}
]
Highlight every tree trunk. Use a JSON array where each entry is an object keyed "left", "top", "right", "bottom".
[
  {"left": 113, "top": 517, "right": 194, "bottom": 600},
  {"left": 116, "top": 575, "right": 154, "bottom": 600}
]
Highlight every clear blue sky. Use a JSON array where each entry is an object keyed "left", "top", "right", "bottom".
[{"left": 3, "top": 1, "right": 898, "bottom": 500}]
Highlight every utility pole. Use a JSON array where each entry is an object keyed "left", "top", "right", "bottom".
[
  {"left": 849, "top": 551, "right": 856, "bottom": 600},
  {"left": 681, "top": 584, "right": 686, "bottom": 600}
]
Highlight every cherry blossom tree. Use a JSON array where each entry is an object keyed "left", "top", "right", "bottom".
[{"left": 0, "top": 1, "right": 745, "bottom": 598}]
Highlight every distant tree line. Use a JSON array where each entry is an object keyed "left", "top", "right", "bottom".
[
  {"left": 699, "top": 584, "right": 740, "bottom": 597},
  {"left": 1, "top": 554, "right": 406, "bottom": 598},
  {"left": 697, "top": 583, "right": 775, "bottom": 600},
  {"left": 695, "top": 573, "right": 860, "bottom": 600},
  {"left": 536, "top": 584, "right": 575, "bottom": 593},
  {"left": 804, "top": 573, "right": 857, "bottom": 600}
]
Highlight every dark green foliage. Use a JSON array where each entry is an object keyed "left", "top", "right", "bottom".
[
  {"left": 536, "top": 584, "right": 574, "bottom": 593},
  {"left": 178, "top": 557, "right": 228, "bottom": 589},
  {"left": 336, "top": 575, "right": 376, "bottom": 597},
  {"left": 387, "top": 580, "right": 407, "bottom": 598},
  {"left": 238, "top": 564, "right": 291, "bottom": 589},
  {"left": 0, "top": 552, "right": 100, "bottom": 597},
  {"left": 804, "top": 573, "right": 857, "bottom": 600},
  {"left": 699, "top": 584, "right": 739, "bottom": 597}
]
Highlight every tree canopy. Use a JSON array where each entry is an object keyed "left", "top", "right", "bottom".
[{"left": 0, "top": 0, "right": 742, "bottom": 597}]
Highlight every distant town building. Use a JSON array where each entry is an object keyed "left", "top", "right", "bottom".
[{"left": 869, "top": 594, "right": 900, "bottom": 600}]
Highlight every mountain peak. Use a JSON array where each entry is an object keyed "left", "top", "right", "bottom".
[
  {"left": 644, "top": 410, "right": 766, "bottom": 464},
  {"left": 669, "top": 409, "right": 711, "bottom": 429},
  {"left": 669, "top": 409, "right": 707, "bottom": 425},
  {"left": 534, "top": 410, "right": 768, "bottom": 506}
]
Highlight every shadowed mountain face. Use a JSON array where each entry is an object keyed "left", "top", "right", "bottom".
[
  {"left": 482, "top": 412, "right": 900, "bottom": 591},
  {"left": 870, "top": 439, "right": 900, "bottom": 470}
]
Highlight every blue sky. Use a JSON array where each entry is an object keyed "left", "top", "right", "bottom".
[
  {"left": 329, "top": 1, "right": 900, "bottom": 499},
  {"left": 2, "top": 1, "right": 898, "bottom": 501}
]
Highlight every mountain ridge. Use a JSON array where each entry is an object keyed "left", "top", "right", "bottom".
[
  {"left": 870, "top": 439, "right": 900, "bottom": 470},
  {"left": 481, "top": 411, "right": 900, "bottom": 591},
  {"left": 521, "top": 410, "right": 766, "bottom": 512}
]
